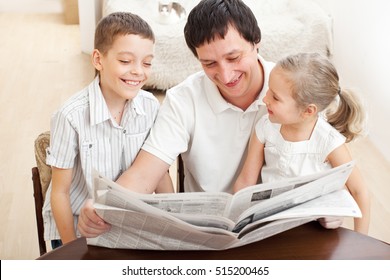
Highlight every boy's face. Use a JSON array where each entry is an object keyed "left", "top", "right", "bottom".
[
  {"left": 93, "top": 34, "right": 154, "bottom": 102},
  {"left": 195, "top": 27, "right": 262, "bottom": 109}
]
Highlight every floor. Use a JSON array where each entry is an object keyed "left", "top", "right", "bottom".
[{"left": 0, "top": 13, "right": 389, "bottom": 260}]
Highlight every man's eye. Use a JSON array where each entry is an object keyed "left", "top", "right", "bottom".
[
  {"left": 203, "top": 62, "right": 215, "bottom": 68},
  {"left": 228, "top": 56, "right": 239, "bottom": 62}
]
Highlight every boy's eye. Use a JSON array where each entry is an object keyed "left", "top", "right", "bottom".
[
  {"left": 143, "top": 62, "right": 152, "bottom": 67},
  {"left": 119, "top": 60, "right": 130, "bottom": 64}
]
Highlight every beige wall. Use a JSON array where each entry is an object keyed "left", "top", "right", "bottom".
[{"left": 0, "top": 0, "right": 62, "bottom": 13}]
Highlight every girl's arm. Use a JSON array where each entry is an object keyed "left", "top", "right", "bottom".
[
  {"left": 233, "top": 132, "right": 265, "bottom": 193},
  {"left": 327, "top": 144, "right": 371, "bottom": 234},
  {"left": 51, "top": 167, "right": 77, "bottom": 244}
]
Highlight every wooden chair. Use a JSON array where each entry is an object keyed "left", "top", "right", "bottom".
[
  {"left": 31, "top": 131, "right": 185, "bottom": 256},
  {"left": 177, "top": 154, "right": 185, "bottom": 193},
  {"left": 31, "top": 131, "right": 51, "bottom": 256}
]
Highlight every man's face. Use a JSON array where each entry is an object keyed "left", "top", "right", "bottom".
[{"left": 196, "top": 27, "right": 262, "bottom": 109}]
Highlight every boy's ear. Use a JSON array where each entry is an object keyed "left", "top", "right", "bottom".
[{"left": 92, "top": 49, "right": 103, "bottom": 71}]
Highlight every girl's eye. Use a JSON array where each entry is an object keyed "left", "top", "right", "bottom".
[
  {"left": 143, "top": 62, "right": 152, "bottom": 67},
  {"left": 119, "top": 60, "right": 130, "bottom": 64}
]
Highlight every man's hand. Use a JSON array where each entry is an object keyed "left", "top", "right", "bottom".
[
  {"left": 318, "top": 216, "right": 344, "bottom": 229},
  {"left": 77, "top": 199, "right": 111, "bottom": 237}
]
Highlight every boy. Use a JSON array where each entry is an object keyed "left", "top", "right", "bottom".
[{"left": 42, "top": 12, "right": 173, "bottom": 248}]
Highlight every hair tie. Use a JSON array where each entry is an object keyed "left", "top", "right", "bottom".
[{"left": 337, "top": 87, "right": 341, "bottom": 96}]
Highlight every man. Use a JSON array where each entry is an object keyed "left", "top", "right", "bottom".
[{"left": 78, "top": 0, "right": 342, "bottom": 237}]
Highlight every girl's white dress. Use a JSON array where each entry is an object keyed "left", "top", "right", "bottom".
[{"left": 255, "top": 115, "right": 346, "bottom": 183}]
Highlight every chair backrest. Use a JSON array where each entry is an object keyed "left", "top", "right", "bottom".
[
  {"left": 177, "top": 154, "right": 185, "bottom": 193},
  {"left": 32, "top": 131, "right": 51, "bottom": 255}
]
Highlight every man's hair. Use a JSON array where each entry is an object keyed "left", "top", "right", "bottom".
[
  {"left": 94, "top": 12, "right": 155, "bottom": 54},
  {"left": 184, "top": 0, "right": 261, "bottom": 57}
]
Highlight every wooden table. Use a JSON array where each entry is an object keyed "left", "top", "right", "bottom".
[{"left": 38, "top": 222, "right": 390, "bottom": 260}]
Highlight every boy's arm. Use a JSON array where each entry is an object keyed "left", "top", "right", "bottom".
[
  {"left": 78, "top": 199, "right": 111, "bottom": 238},
  {"left": 233, "top": 132, "right": 264, "bottom": 193},
  {"left": 327, "top": 144, "right": 371, "bottom": 234},
  {"left": 78, "top": 150, "right": 172, "bottom": 237},
  {"left": 50, "top": 167, "right": 77, "bottom": 244}
]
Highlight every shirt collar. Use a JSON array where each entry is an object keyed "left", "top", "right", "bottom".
[
  {"left": 89, "top": 77, "right": 146, "bottom": 126},
  {"left": 130, "top": 92, "right": 146, "bottom": 116},
  {"left": 89, "top": 76, "right": 111, "bottom": 126}
]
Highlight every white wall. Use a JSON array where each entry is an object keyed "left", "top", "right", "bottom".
[{"left": 314, "top": 0, "right": 390, "bottom": 163}]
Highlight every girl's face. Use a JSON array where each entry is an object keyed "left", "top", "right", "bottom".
[
  {"left": 263, "top": 66, "right": 305, "bottom": 125},
  {"left": 93, "top": 34, "right": 154, "bottom": 102}
]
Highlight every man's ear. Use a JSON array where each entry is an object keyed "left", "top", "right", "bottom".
[
  {"left": 92, "top": 49, "right": 103, "bottom": 71},
  {"left": 303, "top": 104, "right": 318, "bottom": 117},
  {"left": 255, "top": 42, "right": 261, "bottom": 53}
]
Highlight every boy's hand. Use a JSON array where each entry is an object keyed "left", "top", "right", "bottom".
[{"left": 78, "top": 199, "right": 111, "bottom": 237}]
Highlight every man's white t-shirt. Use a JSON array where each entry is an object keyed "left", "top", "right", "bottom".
[{"left": 142, "top": 55, "right": 274, "bottom": 193}]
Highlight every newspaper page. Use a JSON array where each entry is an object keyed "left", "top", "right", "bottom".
[
  {"left": 231, "top": 161, "right": 355, "bottom": 232},
  {"left": 87, "top": 161, "right": 361, "bottom": 250},
  {"left": 88, "top": 176, "right": 238, "bottom": 249}
]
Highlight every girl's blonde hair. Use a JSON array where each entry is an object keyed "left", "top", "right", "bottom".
[{"left": 277, "top": 52, "right": 365, "bottom": 142}]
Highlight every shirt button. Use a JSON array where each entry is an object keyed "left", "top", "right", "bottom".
[{"left": 123, "top": 130, "right": 126, "bottom": 134}]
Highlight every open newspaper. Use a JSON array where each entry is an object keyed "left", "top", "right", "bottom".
[{"left": 87, "top": 161, "right": 361, "bottom": 250}]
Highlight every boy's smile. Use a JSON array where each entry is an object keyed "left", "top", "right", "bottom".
[{"left": 94, "top": 34, "right": 154, "bottom": 104}]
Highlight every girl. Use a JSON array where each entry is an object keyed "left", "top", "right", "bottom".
[{"left": 234, "top": 52, "right": 370, "bottom": 234}]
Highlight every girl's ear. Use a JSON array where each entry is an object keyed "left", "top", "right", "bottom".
[
  {"left": 302, "top": 104, "right": 318, "bottom": 118},
  {"left": 92, "top": 49, "right": 103, "bottom": 71}
]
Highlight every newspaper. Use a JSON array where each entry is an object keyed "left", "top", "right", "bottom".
[{"left": 87, "top": 161, "right": 362, "bottom": 250}]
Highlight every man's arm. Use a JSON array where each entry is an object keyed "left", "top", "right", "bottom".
[
  {"left": 78, "top": 150, "right": 173, "bottom": 237},
  {"left": 116, "top": 150, "right": 171, "bottom": 193}
]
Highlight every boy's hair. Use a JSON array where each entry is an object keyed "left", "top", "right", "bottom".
[
  {"left": 277, "top": 52, "right": 366, "bottom": 142},
  {"left": 94, "top": 12, "right": 155, "bottom": 55},
  {"left": 184, "top": 0, "right": 261, "bottom": 57}
]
